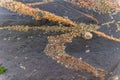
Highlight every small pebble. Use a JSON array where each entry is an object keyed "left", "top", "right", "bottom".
[
  {"left": 22, "top": 50, "right": 25, "bottom": 52},
  {"left": 85, "top": 49, "right": 90, "bottom": 53},
  {"left": 57, "top": 60, "right": 60, "bottom": 63},
  {"left": 28, "top": 36, "right": 33, "bottom": 39},
  {"left": 33, "top": 69, "right": 37, "bottom": 72},
  {"left": 17, "top": 37, "right": 21, "bottom": 40},
  {"left": 19, "top": 64, "right": 26, "bottom": 70},
  {"left": 3, "top": 38, "right": 7, "bottom": 41},
  {"left": 116, "top": 48, "right": 119, "bottom": 50},
  {"left": 14, "top": 56, "right": 18, "bottom": 59},
  {"left": 65, "top": 65, "right": 69, "bottom": 68},
  {"left": 85, "top": 45, "right": 89, "bottom": 48},
  {"left": 25, "top": 57, "right": 28, "bottom": 60},
  {"left": 8, "top": 39, "right": 10, "bottom": 41},
  {"left": 79, "top": 57, "right": 82, "bottom": 60}
]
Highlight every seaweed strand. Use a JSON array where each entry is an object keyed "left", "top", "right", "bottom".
[{"left": 0, "top": 0, "right": 77, "bottom": 26}]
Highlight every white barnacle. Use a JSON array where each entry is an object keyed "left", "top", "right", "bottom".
[
  {"left": 85, "top": 49, "right": 90, "bottom": 53},
  {"left": 82, "top": 32, "right": 93, "bottom": 40}
]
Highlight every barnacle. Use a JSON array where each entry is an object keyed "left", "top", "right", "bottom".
[
  {"left": 44, "top": 28, "right": 107, "bottom": 80},
  {"left": 82, "top": 32, "right": 93, "bottom": 40},
  {"left": 0, "top": 0, "right": 76, "bottom": 26},
  {"left": 0, "top": 23, "right": 99, "bottom": 33},
  {"left": 0, "top": 0, "right": 120, "bottom": 80},
  {"left": 65, "top": 0, "right": 120, "bottom": 14},
  {"left": 117, "top": 26, "right": 120, "bottom": 31}
]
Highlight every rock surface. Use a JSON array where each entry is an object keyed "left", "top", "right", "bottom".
[{"left": 0, "top": 0, "right": 120, "bottom": 80}]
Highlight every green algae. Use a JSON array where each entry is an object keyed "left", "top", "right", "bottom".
[{"left": 0, "top": 66, "right": 7, "bottom": 74}]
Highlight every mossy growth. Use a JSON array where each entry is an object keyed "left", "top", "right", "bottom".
[{"left": 0, "top": 66, "right": 7, "bottom": 74}]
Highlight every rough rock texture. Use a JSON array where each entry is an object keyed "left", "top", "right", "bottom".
[{"left": 0, "top": 0, "right": 120, "bottom": 80}]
